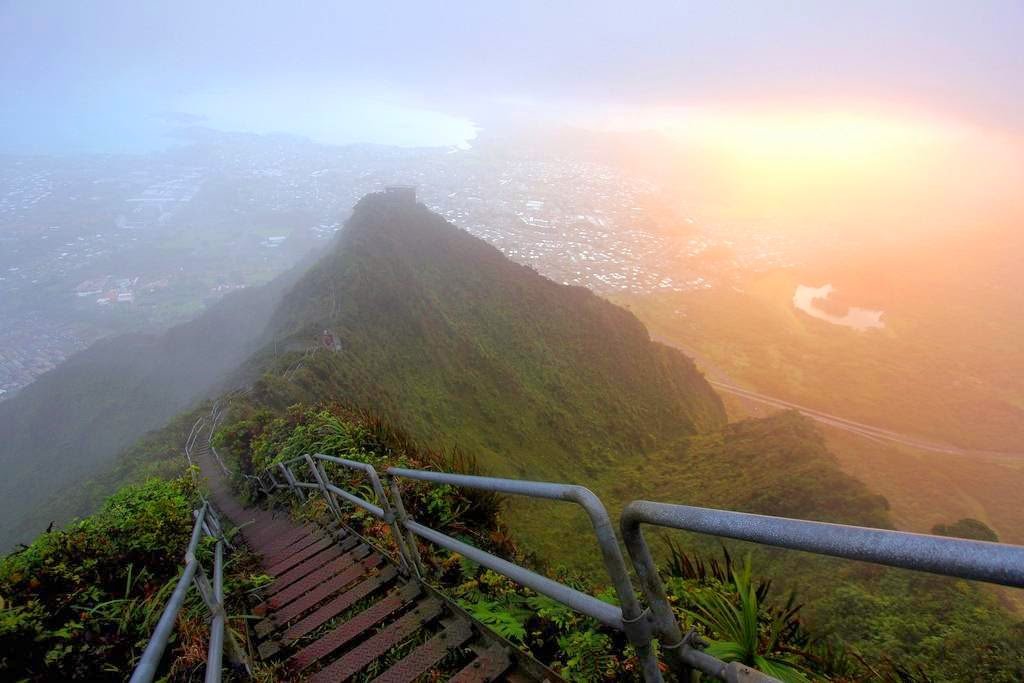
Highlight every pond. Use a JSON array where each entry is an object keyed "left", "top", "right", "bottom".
[{"left": 793, "top": 283, "right": 885, "bottom": 330}]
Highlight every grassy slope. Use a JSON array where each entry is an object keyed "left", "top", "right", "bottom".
[
  {"left": 247, "top": 192, "right": 727, "bottom": 485},
  {"left": 0, "top": 276, "right": 290, "bottom": 552},
  {"left": 210, "top": 194, "right": 891, "bottom": 575}
]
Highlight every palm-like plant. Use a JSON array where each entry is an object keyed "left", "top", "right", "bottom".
[{"left": 685, "top": 557, "right": 809, "bottom": 682}]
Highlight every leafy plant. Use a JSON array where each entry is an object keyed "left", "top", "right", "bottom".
[
  {"left": 526, "top": 594, "right": 576, "bottom": 629},
  {"left": 684, "top": 557, "right": 808, "bottom": 682},
  {"left": 558, "top": 629, "right": 615, "bottom": 681},
  {"left": 461, "top": 598, "right": 528, "bottom": 643}
]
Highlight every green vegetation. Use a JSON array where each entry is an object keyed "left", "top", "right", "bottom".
[
  {"left": 214, "top": 401, "right": 869, "bottom": 681},
  {"left": 632, "top": 411, "right": 890, "bottom": 527},
  {"left": 239, "top": 191, "right": 726, "bottom": 488},
  {"left": 6, "top": 193, "right": 1021, "bottom": 679},
  {"left": 0, "top": 476, "right": 267, "bottom": 681},
  {"left": 932, "top": 518, "right": 999, "bottom": 543}
]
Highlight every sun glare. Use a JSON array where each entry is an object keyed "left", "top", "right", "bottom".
[{"left": 596, "top": 104, "right": 1024, "bottom": 234}]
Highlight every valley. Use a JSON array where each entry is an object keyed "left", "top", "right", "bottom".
[{"left": 615, "top": 267, "right": 1024, "bottom": 550}]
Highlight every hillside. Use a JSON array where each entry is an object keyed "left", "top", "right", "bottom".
[
  {"left": 209, "top": 192, "right": 893, "bottom": 564},
  {"left": 0, "top": 279, "right": 291, "bottom": 552},
  {"left": 241, "top": 190, "right": 727, "bottom": 482},
  {"left": 7, "top": 190, "right": 1020, "bottom": 681}
]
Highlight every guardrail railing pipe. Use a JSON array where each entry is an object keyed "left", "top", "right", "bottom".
[
  {"left": 621, "top": 500, "right": 1024, "bottom": 682},
  {"left": 312, "top": 455, "right": 420, "bottom": 576},
  {"left": 387, "top": 468, "right": 662, "bottom": 683},
  {"left": 205, "top": 541, "right": 225, "bottom": 683},
  {"left": 385, "top": 474, "right": 425, "bottom": 578},
  {"left": 131, "top": 504, "right": 210, "bottom": 683},
  {"left": 277, "top": 462, "right": 306, "bottom": 502},
  {"left": 305, "top": 454, "right": 343, "bottom": 519},
  {"left": 129, "top": 559, "right": 201, "bottom": 683}
]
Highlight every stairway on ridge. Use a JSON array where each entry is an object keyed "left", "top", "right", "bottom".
[{"left": 192, "top": 428, "right": 551, "bottom": 681}]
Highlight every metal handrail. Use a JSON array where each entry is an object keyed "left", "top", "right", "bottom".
[
  {"left": 385, "top": 467, "right": 664, "bottom": 683},
  {"left": 301, "top": 453, "right": 421, "bottom": 575},
  {"left": 620, "top": 500, "right": 1024, "bottom": 681},
  {"left": 206, "top": 400, "right": 231, "bottom": 477},
  {"left": 129, "top": 503, "right": 243, "bottom": 683},
  {"left": 253, "top": 458, "right": 1024, "bottom": 683}
]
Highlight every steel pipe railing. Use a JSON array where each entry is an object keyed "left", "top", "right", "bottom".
[
  {"left": 260, "top": 454, "right": 421, "bottom": 574},
  {"left": 311, "top": 454, "right": 421, "bottom": 576},
  {"left": 254, "top": 458, "right": 1024, "bottom": 682},
  {"left": 386, "top": 467, "right": 663, "bottom": 683},
  {"left": 205, "top": 542, "right": 225, "bottom": 683},
  {"left": 620, "top": 500, "right": 1024, "bottom": 681},
  {"left": 406, "top": 519, "right": 622, "bottom": 627},
  {"left": 130, "top": 503, "right": 247, "bottom": 683}
]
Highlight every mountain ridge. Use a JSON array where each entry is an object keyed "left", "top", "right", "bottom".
[{"left": 244, "top": 191, "right": 727, "bottom": 480}]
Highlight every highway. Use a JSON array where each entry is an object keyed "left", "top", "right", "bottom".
[
  {"left": 653, "top": 336, "right": 1023, "bottom": 459},
  {"left": 708, "top": 380, "right": 1024, "bottom": 458}
]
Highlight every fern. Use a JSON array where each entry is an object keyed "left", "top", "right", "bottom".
[
  {"left": 526, "top": 594, "right": 576, "bottom": 629},
  {"left": 460, "top": 599, "right": 528, "bottom": 642},
  {"left": 558, "top": 629, "right": 615, "bottom": 682}
]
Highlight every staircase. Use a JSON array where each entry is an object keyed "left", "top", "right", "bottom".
[
  {"left": 192, "top": 433, "right": 546, "bottom": 682},
  {"left": 169, "top": 413, "right": 1024, "bottom": 683}
]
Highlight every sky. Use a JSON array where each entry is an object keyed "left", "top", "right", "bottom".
[
  {"left": 2, "top": 1, "right": 1021, "bottom": 146},
  {"left": 1, "top": 1, "right": 1021, "bottom": 232}
]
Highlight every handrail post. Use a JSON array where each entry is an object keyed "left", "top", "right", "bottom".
[
  {"left": 567, "top": 488, "right": 660, "bottom": 683},
  {"left": 278, "top": 462, "right": 306, "bottom": 502},
  {"left": 385, "top": 474, "right": 425, "bottom": 579},
  {"left": 311, "top": 455, "right": 422, "bottom": 578},
  {"left": 316, "top": 461, "right": 339, "bottom": 510},
  {"left": 619, "top": 507, "right": 782, "bottom": 681},
  {"left": 621, "top": 509, "right": 696, "bottom": 680},
  {"left": 385, "top": 468, "right": 663, "bottom": 682},
  {"left": 359, "top": 462, "right": 420, "bottom": 579},
  {"left": 205, "top": 541, "right": 225, "bottom": 683},
  {"left": 305, "top": 454, "right": 342, "bottom": 519}
]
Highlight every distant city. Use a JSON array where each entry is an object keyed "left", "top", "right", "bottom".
[{"left": 0, "top": 134, "right": 802, "bottom": 399}]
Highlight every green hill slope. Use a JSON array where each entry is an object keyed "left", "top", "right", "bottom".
[
  {"left": 215, "top": 192, "right": 891, "bottom": 565},
  {"left": 0, "top": 279, "right": 290, "bottom": 552},
  {"left": 244, "top": 191, "right": 726, "bottom": 482}
]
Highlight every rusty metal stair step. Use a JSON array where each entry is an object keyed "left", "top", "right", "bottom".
[
  {"left": 287, "top": 579, "right": 418, "bottom": 670},
  {"left": 266, "top": 535, "right": 359, "bottom": 595},
  {"left": 281, "top": 565, "right": 401, "bottom": 642},
  {"left": 252, "top": 528, "right": 316, "bottom": 561},
  {"left": 308, "top": 598, "right": 443, "bottom": 683},
  {"left": 370, "top": 618, "right": 473, "bottom": 683},
  {"left": 260, "top": 527, "right": 327, "bottom": 562},
  {"left": 248, "top": 521, "right": 310, "bottom": 548},
  {"left": 450, "top": 644, "right": 513, "bottom": 683},
  {"left": 266, "top": 525, "right": 343, "bottom": 556},
  {"left": 260, "top": 525, "right": 332, "bottom": 554},
  {"left": 258, "top": 545, "right": 370, "bottom": 612},
  {"left": 267, "top": 554, "right": 384, "bottom": 625},
  {"left": 265, "top": 537, "right": 336, "bottom": 576}
]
